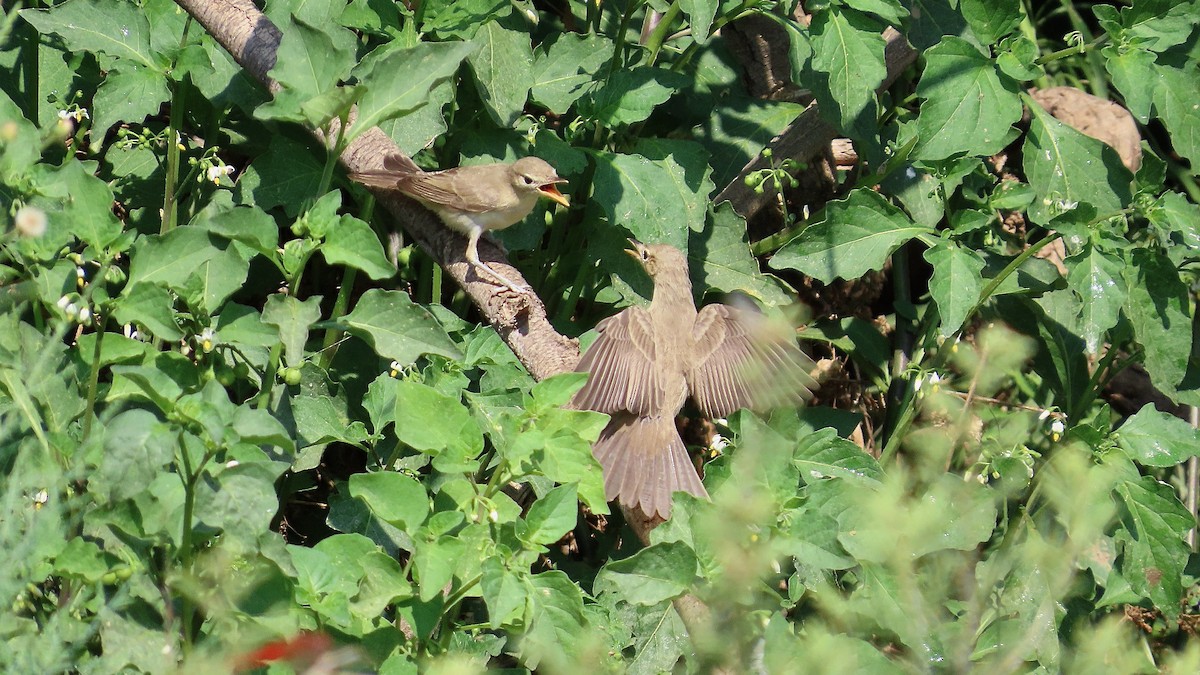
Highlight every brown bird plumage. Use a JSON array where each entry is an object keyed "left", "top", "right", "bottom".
[
  {"left": 349, "top": 154, "right": 569, "bottom": 293},
  {"left": 571, "top": 242, "right": 817, "bottom": 519}
]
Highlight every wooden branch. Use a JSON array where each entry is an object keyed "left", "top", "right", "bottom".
[
  {"left": 716, "top": 27, "right": 918, "bottom": 218},
  {"left": 175, "top": 0, "right": 578, "bottom": 381}
]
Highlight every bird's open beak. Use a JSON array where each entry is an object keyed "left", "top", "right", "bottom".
[
  {"left": 538, "top": 181, "right": 571, "bottom": 208},
  {"left": 623, "top": 238, "right": 645, "bottom": 259}
]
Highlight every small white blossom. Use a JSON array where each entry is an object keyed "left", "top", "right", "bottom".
[
  {"left": 488, "top": 509, "right": 499, "bottom": 523},
  {"left": 77, "top": 306, "right": 91, "bottom": 323},
  {"left": 123, "top": 324, "right": 140, "bottom": 340},
  {"left": 32, "top": 489, "right": 48, "bottom": 508},
  {"left": 1050, "top": 419, "right": 1065, "bottom": 442},
  {"left": 226, "top": 460, "right": 240, "bottom": 468},
  {"left": 198, "top": 327, "right": 216, "bottom": 353},
  {"left": 14, "top": 206, "right": 47, "bottom": 238},
  {"left": 57, "top": 295, "right": 71, "bottom": 310},
  {"left": 206, "top": 163, "right": 234, "bottom": 184}
]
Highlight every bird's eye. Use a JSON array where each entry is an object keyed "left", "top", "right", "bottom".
[{"left": 522, "top": 175, "right": 535, "bottom": 185}]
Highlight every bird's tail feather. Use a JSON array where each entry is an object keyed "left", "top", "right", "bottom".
[
  {"left": 347, "top": 153, "right": 421, "bottom": 189},
  {"left": 593, "top": 413, "right": 707, "bottom": 519}
]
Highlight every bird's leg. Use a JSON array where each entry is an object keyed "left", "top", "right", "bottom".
[{"left": 465, "top": 227, "right": 529, "bottom": 294}]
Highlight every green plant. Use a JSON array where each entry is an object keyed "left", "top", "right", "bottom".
[{"left": 2, "top": 0, "right": 1200, "bottom": 672}]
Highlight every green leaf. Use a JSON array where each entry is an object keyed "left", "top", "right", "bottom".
[
  {"left": 807, "top": 6, "right": 886, "bottom": 147},
  {"left": 258, "top": 14, "right": 355, "bottom": 121},
  {"left": 522, "top": 483, "right": 578, "bottom": 546},
  {"left": 126, "top": 227, "right": 247, "bottom": 313},
  {"left": 699, "top": 98, "right": 806, "bottom": 189},
  {"left": 1124, "top": 250, "right": 1199, "bottom": 405},
  {"left": 349, "top": 40, "right": 476, "bottom": 142},
  {"left": 321, "top": 216, "right": 396, "bottom": 280},
  {"left": 794, "top": 428, "right": 884, "bottom": 485},
  {"left": 914, "top": 37, "right": 1022, "bottom": 161},
  {"left": 690, "top": 202, "right": 792, "bottom": 306},
  {"left": 579, "top": 67, "right": 687, "bottom": 127},
  {"left": 906, "top": 0, "right": 970, "bottom": 51},
  {"left": 340, "top": 289, "right": 461, "bottom": 366},
  {"left": 1022, "top": 95, "right": 1133, "bottom": 225},
  {"left": 595, "top": 541, "right": 698, "bottom": 605},
  {"left": 679, "top": 0, "right": 718, "bottom": 43},
  {"left": 394, "top": 380, "right": 482, "bottom": 471},
  {"left": 521, "top": 570, "right": 590, "bottom": 669},
  {"left": 924, "top": 243, "right": 984, "bottom": 337},
  {"left": 414, "top": 535, "right": 466, "bottom": 602},
  {"left": 54, "top": 537, "right": 113, "bottom": 583},
  {"left": 97, "top": 409, "right": 174, "bottom": 502},
  {"left": 481, "top": 557, "right": 527, "bottom": 629},
  {"left": 467, "top": 21, "right": 532, "bottom": 127},
  {"left": 194, "top": 204, "right": 279, "bottom": 258},
  {"left": 378, "top": 79, "right": 454, "bottom": 157},
  {"left": 28, "top": 160, "right": 125, "bottom": 253},
  {"left": 1115, "top": 405, "right": 1200, "bottom": 468},
  {"left": 530, "top": 32, "right": 611, "bottom": 113},
  {"left": 350, "top": 471, "right": 430, "bottom": 531},
  {"left": 197, "top": 462, "right": 281, "bottom": 545},
  {"left": 261, "top": 294, "right": 322, "bottom": 367},
  {"left": 960, "top": 0, "right": 1023, "bottom": 44},
  {"left": 1065, "top": 243, "right": 1126, "bottom": 353},
  {"left": 19, "top": 0, "right": 157, "bottom": 69},
  {"left": 112, "top": 282, "right": 183, "bottom": 342},
  {"left": 238, "top": 135, "right": 326, "bottom": 218},
  {"left": 1102, "top": 45, "right": 1156, "bottom": 122},
  {"left": 1114, "top": 476, "right": 1192, "bottom": 619},
  {"left": 772, "top": 189, "right": 932, "bottom": 283},
  {"left": 1152, "top": 55, "right": 1200, "bottom": 168},
  {"left": 591, "top": 151, "right": 697, "bottom": 252},
  {"left": 91, "top": 65, "right": 170, "bottom": 142}
]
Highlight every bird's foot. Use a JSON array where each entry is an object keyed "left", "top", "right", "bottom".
[{"left": 472, "top": 261, "right": 531, "bottom": 295}]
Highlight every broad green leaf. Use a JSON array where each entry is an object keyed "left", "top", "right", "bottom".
[
  {"left": 378, "top": 80, "right": 454, "bottom": 157},
  {"left": 594, "top": 541, "right": 698, "bottom": 605},
  {"left": 698, "top": 98, "right": 806, "bottom": 189},
  {"left": 467, "top": 21, "right": 532, "bottom": 127},
  {"left": 238, "top": 135, "right": 325, "bottom": 217},
  {"left": 353, "top": 551, "right": 413, "bottom": 618},
  {"left": 881, "top": 164, "right": 945, "bottom": 227},
  {"left": 127, "top": 228, "right": 240, "bottom": 303},
  {"left": 179, "top": 243, "right": 249, "bottom": 314},
  {"left": 1102, "top": 45, "right": 1155, "bottom": 122},
  {"left": 591, "top": 151, "right": 695, "bottom": 252},
  {"left": 1152, "top": 56, "right": 1200, "bottom": 168},
  {"left": 423, "top": 0, "right": 511, "bottom": 38},
  {"left": 1065, "top": 243, "right": 1126, "bottom": 353},
  {"left": 530, "top": 32, "right": 611, "bottom": 113},
  {"left": 915, "top": 37, "right": 1022, "bottom": 161},
  {"left": 1115, "top": 404, "right": 1200, "bottom": 468},
  {"left": 1022, "top": 96, "right": 1133, "bottom": 225},
  {"left": 522, "top": 483, "right": 578, "bottom": 546},
  {"left": 194, "top": 204, "right": 279, "bottom": 258},
  {"left": 349, "top": 40, "right": 476, "bottom": 142},
  {"left": 90, "top": 65, "right": 170, "bottom": 143},
  {"left": 520, "top": 570, "right": 590, "bottom": 669},
  {"left": 394, "top": 380, "right": 482, "bottom": 471},
  {"left": 292, "top": 391, "right": 371, "bottom": 452},
  {"left": 481, "top": 558, "right": 526, "bottom": 629},
  {"left": 680, "top": 0, "right": 718, "bottom": 42},
  {"left": 1114, "top": 476, "right": 1192, "bottom": 619},
  {"left": 340, "top": 289, "right": 461, "bottom": 365},
  {"left": 19, "top": 0, "right": 157, "bottom": 69},
  {"left": 772, "top": 189, "right": 932, "bottom": 283},
  {"left": 579, "top": 67, "right": 687, "bottom": 127},
  {"left": 807, "top": 6, "right": 886, "bottom": 146},
  {"left": 113, "top": 282, "right": 183, "bottom": 342},
  {"left": 258, "top": 14, "right": 355, "bottom": 121},
  {"left": 690, "top": 202, "right": 792, "bottom": 306},
  {"left": 960, "top": 0, "right": 1023, "bottom": 44},
  {"left": 529, "top": 372, "right": 588, "bottom": 409},
  {"left": 1124, "top": 250, "right": 1199, "bottom": 405},
  {"left": 27, "top": 160, "right": 125, "bottom": 254},
  {"left": 54, "top": 538, "right": 112, "bottom": 583},
  {"left": 197, "top": 462, "right": 280, "bottom": 545},
  {"left": 794, "top": 428, "right": 884, "bottom": 485},
  {"left": 924, "top": 243, "right": 984, "bottom": 337},
  {"left": 97, "top": 409, "right": 174, "bottom": 502},
  {"left": 633, "top": 137, "right": 714, "bottom": 230},
  {"left": 414, "top": 535, "right": 466, "bottom": 601},
  {"left": 232, "top": 405, "right": 294, "bottom": 451},
  {"left": 261, "top": 294, "right": 322, "bottom": 367},
  {"left": 321, "top": 216, "right": 396, "bottom": 280},
  {"left": 350, "top": 471, "right": 430, "bottom": 531},
  {"left": 906, "top": 0, "right": 971, "bottom": 51}
]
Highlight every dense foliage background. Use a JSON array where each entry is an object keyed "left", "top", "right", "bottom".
[{"left": 2, "top": 0, "right": 1200, "bottom": 672}]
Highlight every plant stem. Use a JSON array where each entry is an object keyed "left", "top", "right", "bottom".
[
  {"left": 320, "top": 266, "right": 356, "bottom": 368},
  {"left": 162, "top": 83, "right": 185, "bottom": 234},
  {"left": 643, "top": 2, "right": 681, "bottom": 65}
]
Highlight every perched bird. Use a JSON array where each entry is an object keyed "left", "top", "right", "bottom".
[
  {"left": 571, "top": 241, "right": 816, "bottom": 519},
  {"left": 350, "top": 154, "right": 570, "bottom": 293}
]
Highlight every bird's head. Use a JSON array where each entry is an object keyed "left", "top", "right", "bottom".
[
  {"left": 624, "top": 240, "right": 688, "bottom": 280},
  {"left": 510, "top": 157, "right": 570, "bottom": 207}
]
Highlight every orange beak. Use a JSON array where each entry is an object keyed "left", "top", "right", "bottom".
[{"left": 538, "top": 181, "right": 570, "bottom": 208}]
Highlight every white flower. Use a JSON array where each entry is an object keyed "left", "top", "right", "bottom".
[
  {"left": 1050, "top": 418, "right": 1065, "bottom": 441},
  {"left": 226, "top": 460, "right": 240, "bottom": 468},
  {"left": 57, "top": 109, "right": 69, "bottom": 120},
  {"left": 14, "top": 206, "right": 47, "bottom": 238},
  {"left": 77, "top": 306, "right": 91, "bottom": 323},
  {"left": 488, "top": 509, "right": 499, "bottom": 523},
  {"left": 198, "top": 327, "right": 216, "bottom": 353},
  {"left": 32, "top": 489, "right": 48, "bottom": 507},
  {"left": 123, "top": 324, "right": 140, "bottom": 340},
  {"left": 206, "top": 163, "right": 234, "bottom": 184},
  {"left": 57, "top": 295, "right": 71, "bottom": 310}
]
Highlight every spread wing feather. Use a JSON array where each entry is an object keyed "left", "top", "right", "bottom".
[
  {"left": 571, "top": 308, "right": 661, "bottom": 416},
  {"left": 688, "top": 304, "right": 816, "bottom": 418}
]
